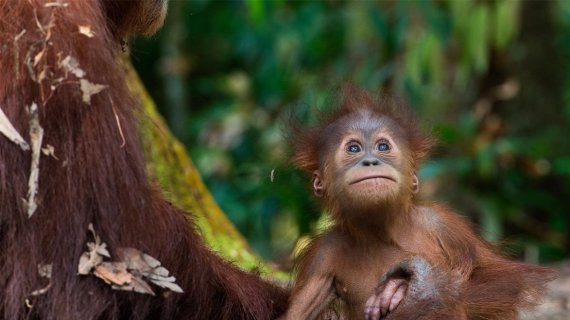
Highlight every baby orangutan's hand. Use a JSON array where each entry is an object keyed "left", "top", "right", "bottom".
[{"left": 364, "top": 276, "right": 408, "bottom": 320}]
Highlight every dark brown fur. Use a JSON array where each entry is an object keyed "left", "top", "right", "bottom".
[
  {"left": 0, "top": 1, "right": 287, "bottom": 319},
  {"left": 103, "top": 0, "right": 168, "bottom": 38},
  {"left": 284, "top": 85, "right": 554, "bottom": 319}
]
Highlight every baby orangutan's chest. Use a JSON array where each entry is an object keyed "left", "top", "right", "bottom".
[
  {"left": 322, "top": 225, "right": 441, "bottom": 317},
  {"left": 331, "top": 245, "right": 409, "bottom": 311}
]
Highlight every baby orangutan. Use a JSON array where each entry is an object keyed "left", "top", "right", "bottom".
[{"left": 283, "top": 86, "right": 554, "bottom": 320}]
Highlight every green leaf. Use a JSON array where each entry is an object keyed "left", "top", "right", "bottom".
[
  {"left": 468, "top": 5, "right": 490, "bottom": 73},
  {"left": 422, "top": 31, "right": 443, "bottom": 84},
  {"left": 479, "top": 199, "right": 503, "bottom": 241},
  {"left": 476, "top": 143, "right": 496, "bottom": 178},
  {"left": 492, "top": 0, "right": 520, "bottom": 49},
  {"left": 552, "top": 157, "right": 570, "bottom": 175},
  {"left": 245, "top": 0, "right": 265, "bottom": 25}
]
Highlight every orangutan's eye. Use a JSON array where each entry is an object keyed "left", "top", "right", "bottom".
[
  {"left": 347, "top": 144, "right": 362, "bottom": 153},
  {"left": 377, "top": 140, "right": 391, "bottom": 152}
]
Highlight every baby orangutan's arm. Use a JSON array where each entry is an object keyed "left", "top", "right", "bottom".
[
  {"left": 282, "top": 237, "right": 339, "bottom": 320},
  {"left": 283, "top": 274, "right": 336, "bottom": 320}
]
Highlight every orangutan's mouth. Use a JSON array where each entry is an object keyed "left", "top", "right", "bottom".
[{"left": 350, "top": 175, "right": 396, "bottom": 185}]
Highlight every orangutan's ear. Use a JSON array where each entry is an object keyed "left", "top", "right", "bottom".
[
  {"left": 312, "top": 170, "right": 324, "bottom": 198},
  {"left": 412, "top": 174, "right": 419, "bottom": 194}
]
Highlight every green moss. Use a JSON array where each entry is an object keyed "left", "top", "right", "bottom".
[{"left": 125, "top": 62, "right": 288, "bottom": 280}]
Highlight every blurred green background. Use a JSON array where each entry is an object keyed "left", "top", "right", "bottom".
[{"left": 132, "top": 0, "right": 570, "bottom": 264}]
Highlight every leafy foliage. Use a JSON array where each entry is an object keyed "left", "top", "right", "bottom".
[{"left": 132, "top": 0, "right": 570, "bottom": 262}]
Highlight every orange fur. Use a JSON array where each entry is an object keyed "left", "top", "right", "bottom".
[{"left": 284, "top": 86, "right": 555, "bottom": 320}]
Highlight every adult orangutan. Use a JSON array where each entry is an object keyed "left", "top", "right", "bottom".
[
  {"left": 282, "top": 85, "right": 554, "bottom": 319},
  {"left": 0, "top": 0, "right": 287, "bottom": 319}
]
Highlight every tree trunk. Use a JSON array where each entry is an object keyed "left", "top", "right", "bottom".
[{"left": 125, "top": 61, "right": 279, "bottom": 274}]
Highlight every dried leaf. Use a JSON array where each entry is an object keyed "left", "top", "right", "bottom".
[
  {"left": 94, "top": 262, "right": 131, "bottom": 286},
  {"left": 37, "top": 263, "right": 52, "bottom": 279},
  {"left": 78, "top": 25, "right": 95, "bottom": 38},
  {"left": 147, "top": 266, "right": 170, "bottom": 278},
  {"left": 78, "top": 250, "right": 102, "bottom": 275},
  {"left": 33, "top": 49, "right": 45, "bottom": 67},
  {"left": 60, "top": 55, "right": 85, "bottom": 78},
  {"left": 96, "top": 244, "right": 110, "bottom": 258},
  {"left": 80, "top": 79, "right": 107, "bottom": 105},
  {"left": 142, "top": 252, "right": 162, "bottom": 269},
  {"left": 26, "top": 102, "right": 43, "bottom": 217},
  {"left": 77, "top": 228, "right": 181, "bottom": 295},
  {"left": 41, "top": 144, "right": 58, "bottom": 159},
  {"left": 95, "top": 261, "right": 156, "bottom": 295},
  {"left": 38, "top": 69, "right": 47, "bottom": 82},
  {"left": 116, "top": 248, "right": 184, "bottom": 293},
  {"left": 88, "top": 223, "right": 110, "bottom": 258},
  {"left": 113, "top": 274, "right": 156, "bottom": 296},
  {"left": 30, "top": 263, "right": 53, "bottom": 297},
  {"left": 152, "top": 278, "right": 183, "bottom": 293},
  {"left": 93, "top": 260, "right": 156, "bottom": 295},
  {"left": 30, "top": 283, "right": 52, "bottom": 297},
  {"left": 77, "top": 223, "right": 108, "bottom": 274},
  {"left": 116, "top": 248, "right": 152, "bottom": 274},
  {"left": 0, "top": 106, "right": 30, "bottom": 151}
]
